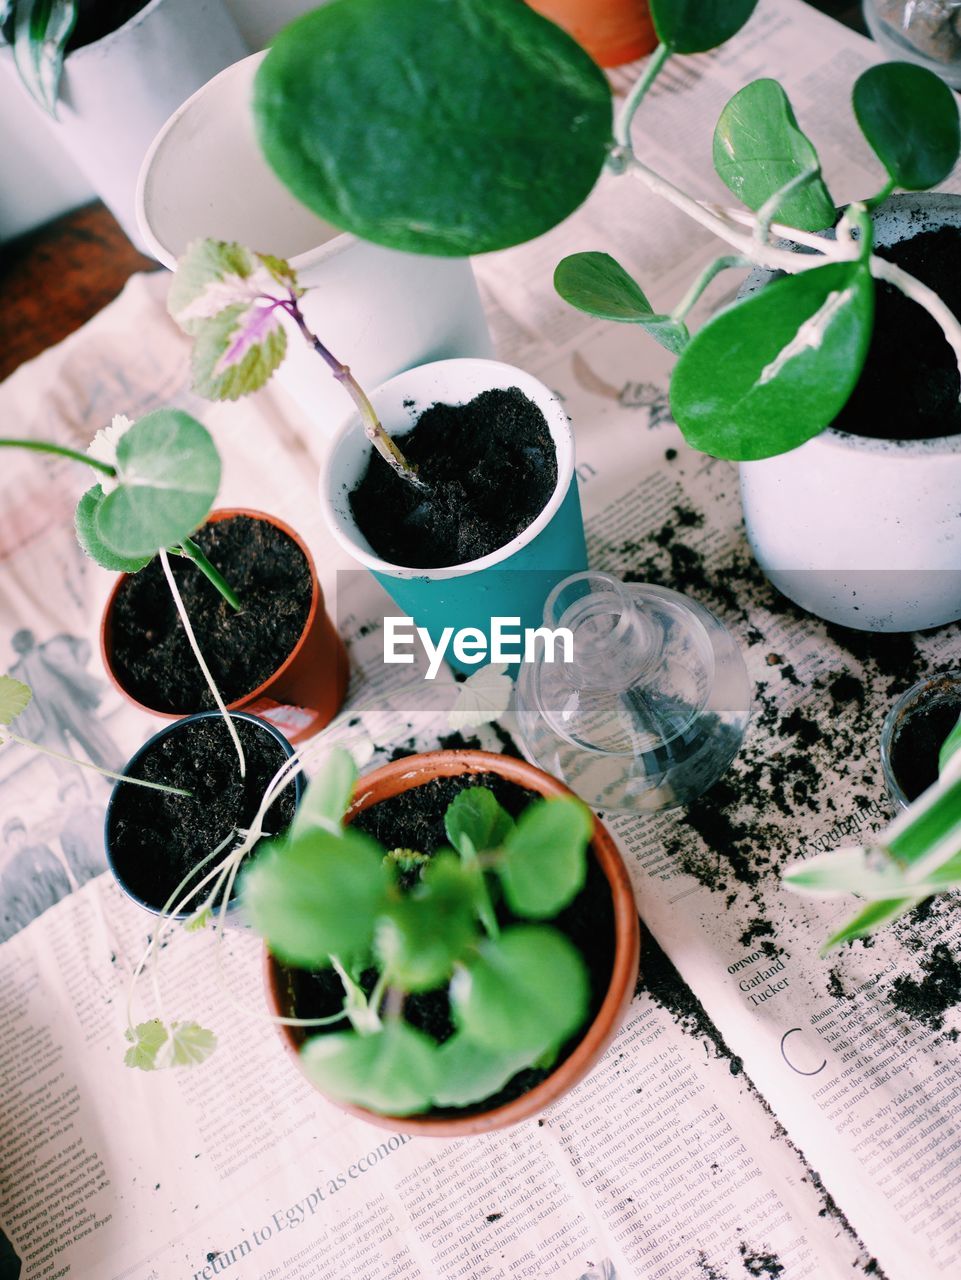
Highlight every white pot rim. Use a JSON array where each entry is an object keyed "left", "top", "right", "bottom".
[
  {"left": 136, "top": 49, "right": 359, "bottom": 271},
  {"left": 319, "top": 358, "right": 575, "bottom": 579}
]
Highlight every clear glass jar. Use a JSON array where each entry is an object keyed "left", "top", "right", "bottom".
[
  {"left": 880, "top": 670, "right": 961, "bottom": 810},
  {"left": 863, "top": 1, "right": 961, "bottom": 89}
]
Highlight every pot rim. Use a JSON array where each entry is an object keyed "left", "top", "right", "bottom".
[
  {"left": 100, "top": 507, "right": 322, "bottom": 721},
  {"left": 136, "top": 49, "right": 357, "bottom": 272},
  {"left": 105, "top": 708, "right": 302, "bottom": 918},
  {"left": 880, "top": 669, "right": 961, "bottom": 810},
  {"left": 318, "top": 358, "right": 576, "bottom": 580},
  {"left": 263, "top": 748, "right": 641, "bottom": 1136}
]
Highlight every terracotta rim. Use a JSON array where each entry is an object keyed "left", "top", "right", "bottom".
[
  {"left": 264, "top": 749, "right": 641, "bottom": 1135},
  {"left": 100, "top": 507, "right": 323, "bottom": 721}
]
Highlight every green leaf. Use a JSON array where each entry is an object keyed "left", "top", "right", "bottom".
[
  {"left": 0, "top": 675, "right": 32, "bottom": 726},
  {"left": 300, "top": 1021, "right": 439, "bottom": 1114},
  {"left": 939, "top": 713, "right": 961, "bottom": 777},
  {"left": 124, "top": 1019, "right": 168, "bottom": 1071},
  {"left": 431, "top": 1033, "right": 532, "bottom": 1108},
  {"left": 75, "top": 484, "right": 152, "bottom": 573},
  {"left": 649, "top": 0, "right": 758, "bottom": 53},
  {"left": 853, "top": 63, "right": 961, "bottom": 192},
  {"left": 168, "top": 239, "right": 293, "bottom": 334},
  {"left": 554, "top": 252, "right": 689, "bottom": 354},
  {"left": 183, "top": 906, "right": 212, "bottom": 934},
  {"left": 822, "top": 897, "right": 924, "bottom": 952},
  {"left": 375, "top": 853, "right": 479, "bottom": 992},
  {"left": 670, "top": 260, "right": 874, "bottom": 460},
  {"left": 160, "top": 1021, "right": 217, "bottom": 1068},
  {"left": 888, "top": 773, "right": 961, "bottom": 867},
  {"left": 189, "top": 302, "right": 288, "bottom": 402},
  {"left": 253, "top": 0, "right": 611, "bottom": 256},
  {"left": 447, "top": 662, "right": 513, "bottom": 733},
  {"left": 292, "top": 748, "right": 357, "bottom": 839},
  {"left": 242, "top": 826, "right": 390, "bottom": 968},
  {"left": 713, "top": 80, "right": 835, "bottom": 231},
  {"left": 445, "top": 787, "right": 515, "bottom": 858},
  {"left": 451, "top": 925, "right": 589, "bottom": 1057},
  {"left": 94, "top": 410, "right": 221, "bottom": 558},
  {"left": 12, "top": 0, "right": 77, "bottom": 115},
  {"left": 498, "top": 797, "right": 591, "bottom": 918}
]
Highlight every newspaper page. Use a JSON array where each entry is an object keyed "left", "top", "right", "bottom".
[{"left": 2, "top": 1, "right": 959, "bottom": 1277}]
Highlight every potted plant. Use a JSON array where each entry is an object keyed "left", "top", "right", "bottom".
[
  {"left": 243, "top": 747, "right": 640, "bottom": 1133},
  {"left": 783, "top": 697, "right": 961, "bottom": 948},
  {"left": 0, "top": 0, "right": 247, "bottom": 248},
  {"left": 247, "top": 0, "right": 961, "bottom": 633},
  {"left": 0, "top": 413, "right": 348, "bottom": 744},
  {"left": 168, "top": 239, "right": 588, "bottom": 664},
  {"left": 880, "top": 671, "right": 961, "bottom": 809}
]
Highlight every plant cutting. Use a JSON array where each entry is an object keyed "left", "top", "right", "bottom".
[
  {"left": 168, "top": 238, "right": 589, "bottom": 661},
  {"left": 251, "top": 747, "right": 640, "bottom": 1132},
  {"left": 783, "top": 700, "right": 961, "bottom": 949},
  {"left": 249, "top": 0, "right": 961, "bottom": 631}
]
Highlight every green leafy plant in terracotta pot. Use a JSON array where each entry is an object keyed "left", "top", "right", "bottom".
[{"left": 247, "top": 0, "right": 961, "bottom": 632}]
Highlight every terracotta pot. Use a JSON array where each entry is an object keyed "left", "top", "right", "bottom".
[
  {"left": 265, "top": 749, "right": 641, "bottom": 1135},
  {"left": 526, "top": 0, "right": 657, "bottom": 67},
  {"left": 101, "top": 508, "right": 348, "bottom": 745}
]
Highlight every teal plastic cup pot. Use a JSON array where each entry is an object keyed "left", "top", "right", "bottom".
[{"left": 319, "top": 358, "right": 588, "bottom": 674}]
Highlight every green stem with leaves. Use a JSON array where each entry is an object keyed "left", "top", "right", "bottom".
[{"left": 177, "top": 538, "right": 242, "bottom": 611}]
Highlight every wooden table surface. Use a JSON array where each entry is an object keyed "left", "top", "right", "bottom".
[{"left": 0, "top": 0, "right": 868, "bottom": 385}]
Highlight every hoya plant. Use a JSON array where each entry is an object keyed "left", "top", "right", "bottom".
[
  {"left": 167, "top": 239, "right": 423, "bottom": 487},
  {"left": 242, "top": 748, "right": 594, "bottom": 1115},
  {"left": 783, "top": 710, "right": 961, "bottom": 949},
  {"left": 249, "top": 0, "right": 961, "bottom": 460}
]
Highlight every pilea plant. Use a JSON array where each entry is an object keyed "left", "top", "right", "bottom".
[
  {"left": 249, "top": 0, "right": 961, "bottom": 460},
  {"left": 783, "top": 709, "right": 961, "bottom": 949},
  {"left": 166, "top": 238, "right": 423, "bottom": 486},
  {"left": 0, "top": 411, "right": 248, "bottom": 768},
  {"left": 242, "top": 749, "right": 593, "bottom": 1115}
]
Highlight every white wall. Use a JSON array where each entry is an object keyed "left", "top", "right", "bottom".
[{"left": 0, "top": 0, "right": 321, "bottom": 243}]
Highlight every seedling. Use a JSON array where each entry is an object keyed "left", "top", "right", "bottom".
[
  {"left": 167, "top": 239, "right": 423, "bottom": 487},
  {"left": 249, "top": 0, "right": 961, "bottom": 460},
  {"left": 243, "top": 749, "right": 594, "bottom": 1115},
  {"left": 783, "top": 709, "right": 961, "bottom": 949}
]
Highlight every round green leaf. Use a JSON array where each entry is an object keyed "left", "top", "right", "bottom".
[
  {"left": 498, "top": 797, "right": 592, "bottom": 918},
  {"left": 75, "top": 484, "right": 152, "bottom": 573},
  {"left": 853, "top": 62, "right": 961, "bottom": 192},
  {"left": 450, "top": 925, "right": 589, "bottom": 1057},
  {"left": 649, "top": 0, "right": 758, "bottom": 53},
  {"left": 375, "top": 854, "right": 478, "bottom": 992},
  {"left": 253, "top": 0, "right": 612, "bottom": 256},
  {"left": 554, "top": 252, "right": 690, "bottom": 353},
  {"left": 431, "top": 1033, "right": 532, "bottom": 1108},
  {"left": 94, "top": 410, "right": 221, "bottom": 559},
  {"left": 242, "top": 826, "right": 390, "bottom": 968},
  {"left": 0, "top": 675, "right": 32, "bottom": 727},
  {"left": 444, "top": 786, "right": 514, "bottom": 857},
  {"left": 713, "top": 80, "right": 835, "bottom": 232},
  {"left": 670, "top": 260, "right": 874, "bottom": 460},
  {"left": 300, "top": 1021, "right": 439, "bottom": 1115}
]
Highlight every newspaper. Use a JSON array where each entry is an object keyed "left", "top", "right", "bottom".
[{"left": 2, "top": 1, "right": 960, "bottom": 1277}]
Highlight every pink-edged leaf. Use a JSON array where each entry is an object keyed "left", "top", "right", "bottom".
[{"left": 190, "top": 302, "right": 288, "bottom": 401}]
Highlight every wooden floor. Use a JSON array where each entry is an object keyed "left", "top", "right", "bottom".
[{"left": 0, "top": 0, "right": 869, "bottom": 384}]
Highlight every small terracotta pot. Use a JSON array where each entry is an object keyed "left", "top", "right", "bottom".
[
  {"left": 265, "top": 749, "right": 641, "bottom": 1135},
  {"left": 101, "top": 508, "right": 348, "bottom": 745},
  {"left": 526, "top": 0, "right": 657, "bottom": 67}
]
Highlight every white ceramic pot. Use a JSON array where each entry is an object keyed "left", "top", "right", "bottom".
[
  {"left": 137, "top": 53, "right": 493, "bottom": 437},
  {"left": 319, "top": 358, "right": 588, "bottom": 667},
  {"left": 37, "top": 0, "right": 248, "bottom": 251},
  {"left": 739, "top": 193, "right": 961, "bottom": 633}
]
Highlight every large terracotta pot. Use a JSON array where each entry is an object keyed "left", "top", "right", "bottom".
[
  {"left": 101, "top": 508, "right": 348, "bottom": 744},
  {"left": 526, "top": 0, "right": 657, "bottom": 67},
  {"left": 265, "top": 749, "right": 641, "bottom": 1135}
]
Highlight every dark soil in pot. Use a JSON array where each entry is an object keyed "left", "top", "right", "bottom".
[
  {"left": 281, "top": 771, "right": 615, "bottom": 1116},
  {"left": 108, "top": 716, "right": 296, "bottom": 912},
  {"left": 109, "top": 515, "right": 311, "bottom": 713},
  {"left": 349, "top": 387, "right": 558, "bottom": 568},
  {"left": 889, "top": 689, "right": 961, "bottom": 802},
  {"left": 834, "top": 224, "right": 961, "bottom": 441}
]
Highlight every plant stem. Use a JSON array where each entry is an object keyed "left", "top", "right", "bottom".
[
  {"left": 0, "top": 731, "right": 191, "bottom": 796},
  {"left": 670, "top": 255, "right": 748, "bottom": 322},
  {"left": 0, "top": 436, "right": 116, "bottom": 477},
  {"left": 158, "top": 548, "right": 246, "bottom": 778},
  {"left": 613, "top": 41, "right": 671, "bottom": 151},
  {"left": 753, "top": 169, "right": 817, "bottom": 246},
  {"left": 284, "top": 301, "right": 426, "bottom": 489},
  {"left": 870, "top": 257, "right": 961, "bottom": 387},
  {"left": 178, "top": 538, "right": 242, "bottom": 611}
]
